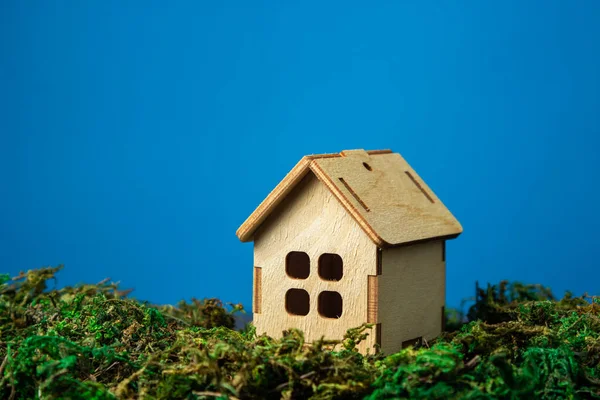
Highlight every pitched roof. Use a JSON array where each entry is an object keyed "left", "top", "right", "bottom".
[{"left": 236, "top": 149, "right": 462, "bottom": 247}]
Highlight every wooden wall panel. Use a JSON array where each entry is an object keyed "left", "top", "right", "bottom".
[
  {"left": 367, "top": 275, "right": 378, "bottom": 323},
  {"left": 253, "top": 266, "right": 262, "bottom": 314}
]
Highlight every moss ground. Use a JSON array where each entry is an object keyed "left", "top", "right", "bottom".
[{"left": 0, "top": 266, "right": 598, "bottom": 399}]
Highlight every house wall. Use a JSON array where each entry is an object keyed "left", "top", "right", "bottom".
[
  {"left": 378, "top": 240, "right": 445, "bottom": 354},
  {"left": 253, "top": 173, "right": 379, "bottom": 354}
]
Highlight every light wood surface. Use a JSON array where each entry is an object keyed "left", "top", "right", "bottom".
[
  {"left": 311, "top": 150, "right": 462, "bottom": 246},
  {"left": 367, "top": 275, "right": 378, "bottom": 324},
  {"left": 378, "top": 240, "right": 446, "bottom": 354},
  {"left": 253, "top": 267, "right": 262, "bottom": 314},
  {"left": 237, "top": 149, "right": 461, "bottom": 354},
  {"left": 252, "top": 173, "right": 378, "bottom": 354},
  {"left": 237, "top": 149, "right": 462, "bottom": 247}
]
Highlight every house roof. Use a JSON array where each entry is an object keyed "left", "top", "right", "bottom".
[{"left": 236, "top": 149, "right": 462, "bottom": 247}]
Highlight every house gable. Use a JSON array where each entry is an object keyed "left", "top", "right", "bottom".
[
  {"left": 237, "top": 149, "right": 462, "bottom": 247},
  {"left": 252, "top": 172, "right": 378, "bottom": 353}
]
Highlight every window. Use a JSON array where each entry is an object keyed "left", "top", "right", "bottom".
[
  {"left": 318, "top": 291, "right": 343, "bottom": 318},
  {"left": 318, "top": 253, "right": 343, "bottom": 281},
  {"left": 286, "top": 251, "right": 310, "bottom": 279},
  {"left": 285, "top": 289, "right": 310, "bottom": 316}
]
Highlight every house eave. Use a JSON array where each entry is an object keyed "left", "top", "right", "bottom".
[
  {"left": 236, "top": 156, "right": 313, "bottom": 242},
  {"left": 236, "top": 150, "right": 393, "bottom": 243},
  {"left": 235, "top": 149, "right": 463, "bottom": 247},
  {"left": 378, "top": 232, "right": 462, "bottom": 249}
]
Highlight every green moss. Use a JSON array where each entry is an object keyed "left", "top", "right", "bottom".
[{"left": 0, "top": 266, "right": 598, "bottom": 399}]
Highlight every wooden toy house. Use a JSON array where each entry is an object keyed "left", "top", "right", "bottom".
[{"left": 236, "top": 149, "right": 462, "bottom": 354}]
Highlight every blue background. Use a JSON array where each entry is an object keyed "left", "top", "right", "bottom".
[{"left": 2, "top": 2, "right": 599, "bottom": 314}]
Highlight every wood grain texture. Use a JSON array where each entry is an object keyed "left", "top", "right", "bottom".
[
  {"left": 236, "top": 149, "right": 462, "bottom": 247},
  {"left": 236, "top": 152, "right": 348, "bottom": 242},
  {"left": 367, "top": 275, "right": 378, "bottom": 323},
  {"left": 311, "top": 150, "right": 462, "bottom": 246},
  {"left": 310, "top": 161, "right": 384, "bottom": 247},
  {"left": 237, "top": 149, "right": 460, "bottom": 355},
  {"left": 253, "top": 267, "right": 262, "bottom": 314},
  {"left": 252, "top": 173, "right": 379, "bottom": 354},
  {"left": 378, "top": 240, "right": 446, "bottom": 354},
  {"left": 237, "top": 156, "right": 313, "bottom": 242}
]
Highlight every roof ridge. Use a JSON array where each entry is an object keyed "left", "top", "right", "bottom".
[{"left": 305, "top": 149, "right": 392, "bottom": 160}]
